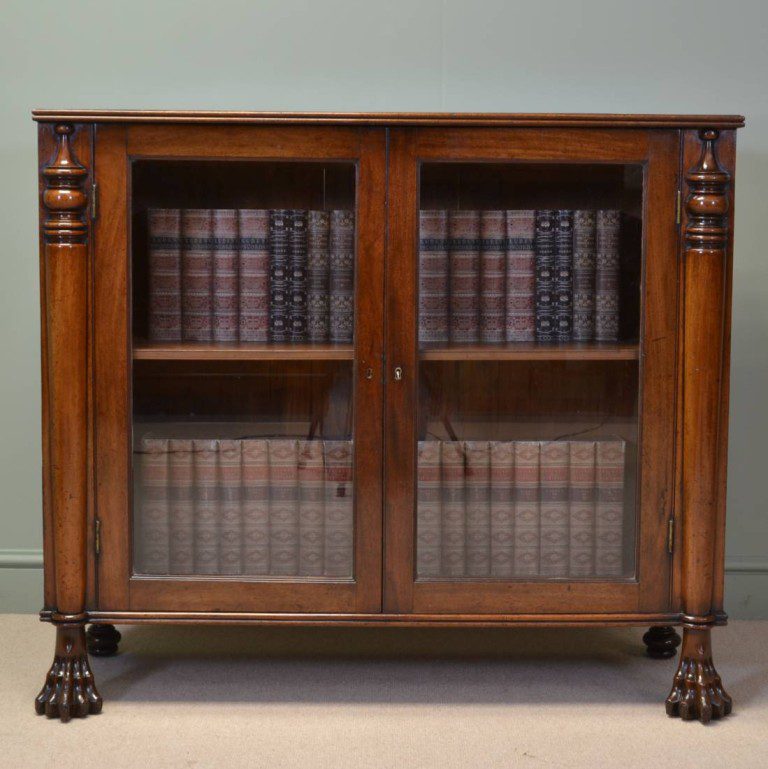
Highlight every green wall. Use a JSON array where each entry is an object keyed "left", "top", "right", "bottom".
[{"left": 1, "top": 0, "right": 767, "bottom": 616}]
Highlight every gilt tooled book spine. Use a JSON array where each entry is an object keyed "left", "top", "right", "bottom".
[
  {"left": 572, "top": 211, "right": 597, "bottom": 342},
  {"left": 554, "top": 210, "right": 574, "bottom": 342},
  {"left": 168, "top": 438, "right": 194, "bottom": 575},
  {"left": 480, "top": 211, "right": 506, "bottom": 344},
  {"left": 416, "top": 441, "right": 442, "bottom": 578},
  {"left": 182, "top": 209, "right": 214, "bottom": 341},
  {"left": 269, "top": 209, "right": 291, "bottom": 343},
  {"left": 329, "top": 210, "right": 355, "bottom": 344},
  {"left": 298, "top": 440, "right": 325, "bottom": 577},
  {"left": 539, "top": 441, "right": 570, "bottom": 577},
  {"left": 138, "top": 437, "right": 170, "bottom": 575},
  {"left": 241, "top": 439, "right": 270, "bottom": 575},
  {"left": 505, "top": 210, "right": 536, "bottom": 342},
  {"left": 148, "top": 208, "right": 182, "bottom": 342},
  {"left": 212, "top": 209, "right": 239, "bottom": 342},
  {"left": 418, "top": 210, "right": 450, "bottom": 345},
  {"left": 534, "top": 210, "right": 557, "bottom": 342},
  {"left": 465, "top": 440, "right": 491, "bottom": 577},
  {"left": 440, "top": 440, "right": 466, "bottom": 577},
  {"left": 449, "top": 210, "right": 481, "bottom": 343},
  {"left": 307, "top": 211, "right": 331, "bottom": 343},
  {"left": 595, "top": 210, "right": 621, "bottom": 342},
  {"left": 324, "top": 440, "right": 354, "bottom": 577},
  {"left": 568, "top": 440, "right": 596, "bottom": 577},
  {"left": 513, "top": 441, "right": 540, "bottom": 577},
  {"left": 595, "top": 439, "right": 626, "bottom": 576},
  {"left": 490, "top": 441, "right": 515, "bottom": 578},
  {"left": 289, "top": 210, "right": 308, "bottom": 343},
  {"left": 192, "top": 439, "right": 219, "bottom": 575},
  {"left": 218, "top": 439, "right": 243, "bottom": 575},
  {"left": 238, "top": 209, "right": 270, "bottom": 342},
  {"left": 269, "top": 439, "right": 299, "bottom": 576}
]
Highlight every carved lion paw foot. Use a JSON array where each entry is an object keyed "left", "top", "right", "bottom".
[
  {"left": 35, "top": 625, "right": 102, "bottom": 722},
  {"left": 665, "top": 627, "right": 732, "bottom": 724}
]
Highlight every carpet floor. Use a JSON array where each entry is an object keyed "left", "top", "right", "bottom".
[{"left": 1, "top": 614, "right": 767, "bottom": 768}]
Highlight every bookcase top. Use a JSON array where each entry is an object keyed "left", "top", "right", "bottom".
[{"left": 31, "top": 110, "right": 745, "bottom": 129}]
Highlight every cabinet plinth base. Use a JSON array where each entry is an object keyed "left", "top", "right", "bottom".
[
  {"left": 666, "top": 626, "right": 732, "bottom": 724},
  {"left": 35, "top": 624, "right": 102, "bottom": 722},
  {"left": 643, "top": 625, "right": 681, "bottom": 658},
  {"left": 86, "top": 623, "right": 122, "bottom": 656}
]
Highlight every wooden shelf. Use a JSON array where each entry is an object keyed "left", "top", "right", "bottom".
[
  {"left": 133, "top": 341, "right": 354, "bottom": 361},
  {"left": 419, "top": 343, "right": 640, "bottom": 362}
]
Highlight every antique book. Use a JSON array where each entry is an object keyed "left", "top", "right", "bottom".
[
  {"left": 237, "top": 209, "right": 270, "bottom": 343},
  {"left": 147, "top": 208, "right": 182, "bottom": 341},
  {"left": 324, "top": 440, "right": 354, "bottom": 577},
  {"left": 167, "top": 438, "right": 195, "bottom": 574},
  {"left": 441, "top": 440, "right": 466, "bottom": 576},
  {"left": 596, "top": 439, "right": 626, "bottom": 576},
  {"left": 418, "top": 210, "right": 450, "bottom": 344},
  {"left": 572, "top": 210, "right": 597, "bottom": 342},
  {"left": 465, "top": 440, "right": 491, "bottom": 576},
  {"left": 307, "top": 210, "right": 331, "bottom": 343},
  {"left": 192, "top": 438, "right": 219, "bottom": 574},
  {"left": 241, "top": 439, "right": 270, "bottom": 575},
  {"left": 554, "top": 210, "right": 574, "bottom": 342},
  {"left": 479, "top": 210, "right": 506, "bottom": 343},
  {"left": 298, "top": 440, "right": 325, "bottom": 576},
  {"left": 268, "top": 439, "right": 300, "bottom": 576},
  {"left": 288, "top": 209, "right": 309, "bottom": 343},
  {"left": 448, "top": 210, "right": 481, "bottom": 343},
  {"left": 268, "top": 209, "right": 291, "bottom": 343},
  {"left": 539, "top": 441, "right": 570, "bottom": 577},
  {"left": 181, "top": 209, "right": 214, "bottom": 341},
  {"left": 513, "top": 441, "right": 540, "bottom": 577},
  {"left": 505, "top": 210, "right": 536, "bottom": 342},
  {"left": 329, "top": 210, "right": 355, "bottom": 344},
  {"left": 595, "top": 210, "right": 621, "bottom": 342},
  {"left": 490, "top": 441, "right": 515, "bottom": 578},
  {"left": 534, "top": 210, "right": 557, "bottom": 342},
  {"left": 218, "top": 439, "right": 243, "bottom": 575},
  {"left": 416, "top": 440, "right": 442, "bottom": 578},
  {"left": 211, "top": 209, "right": 239, "bottom": 342},
  {"left": 568, "top": 440, "right": 596, "bottom": 577},
  {"left": 137, "top": 437, "right": 170, "bottom": 575}
]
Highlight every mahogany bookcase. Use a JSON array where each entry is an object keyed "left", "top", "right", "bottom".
[{"left": 33, "top": 111, "right": 743, "bottom": 723}]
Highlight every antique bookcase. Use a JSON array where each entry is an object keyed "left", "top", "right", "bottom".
[{"left": 33, "top": 111, "right": 743, "bottom": 723}]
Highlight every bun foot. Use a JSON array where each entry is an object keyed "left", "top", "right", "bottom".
[
  {"left": 86, "top": 623, "right": 122, "bottom": 656},
  {"left": 35, "top": 624, "right": 102, "bottom": 722},
  {"left": 643, "top": 625, "right": 681, "bottom": 659},
  {"left": 666, "top": 626, "right": 732, "bottom": 724}
]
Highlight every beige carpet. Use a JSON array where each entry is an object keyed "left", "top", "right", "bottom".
[{"left": 2, "top": 615, "right": 767, "bottom": 768}]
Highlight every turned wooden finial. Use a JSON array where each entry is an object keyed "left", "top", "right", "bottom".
[
  {"left": 42, "top": 123, "right": 89, "bottom": 245},
  {"left": 684, "top": 129, "right": 730, "bottom": 253}
]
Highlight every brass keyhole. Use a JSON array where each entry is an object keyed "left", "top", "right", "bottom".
[{"left": 394, "top": 366, "right": 403, "bottom": 381}]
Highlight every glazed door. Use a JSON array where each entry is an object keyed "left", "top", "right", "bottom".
[
  {"left": 385, "top": 127, "right": 679, "bottom": 615},
  {"left": 94, "top": 124, "right": 385, "bottom": 613}
]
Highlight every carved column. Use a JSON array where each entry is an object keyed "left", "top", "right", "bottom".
[
  {"left": 666, "top": 129, "right": 732, "bottom": 723},
  {"left": 35, "top": 124, "right": 101, "bottom": 721}
]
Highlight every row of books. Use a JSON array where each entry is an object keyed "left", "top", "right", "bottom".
[
  {"left": 419, "top": 209, "right": 621, "bottom": 344},
  {"left": 147, "top": 208, "right": 355, "bottom": 344},
  {"left": 417, "top": 439, "right": 626, "bottom": 579},
  {"left": 135, "top": 437, "right": 353, "bottom": 578}
]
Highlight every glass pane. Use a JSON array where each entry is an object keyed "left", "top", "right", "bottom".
[
  {"left": 416, "top": 162, "right": 641, "bottom": 582},
  {"left": 130, "top": 160, "right": 356, "bottom": 579}
]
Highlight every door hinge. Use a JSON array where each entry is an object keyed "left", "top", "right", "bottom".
[
  {"left": 667, "top": 517, "right": 675, "bottom": 554},
  {"left": 675, "top": 189, "right": 682, "bottom": 225},
  {"left": 94, "top": 517, "right": 101, "bottom": 557},
  {"left": 91, "top": 182, "right": 98, "bottom": 221}
]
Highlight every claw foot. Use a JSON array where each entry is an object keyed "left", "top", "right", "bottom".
[
  {"left": 35, "top": 624, "right": 102, "bottom": 722},
  {"left": 665, "top": 626, "right": 732, "bottom": 724}
]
